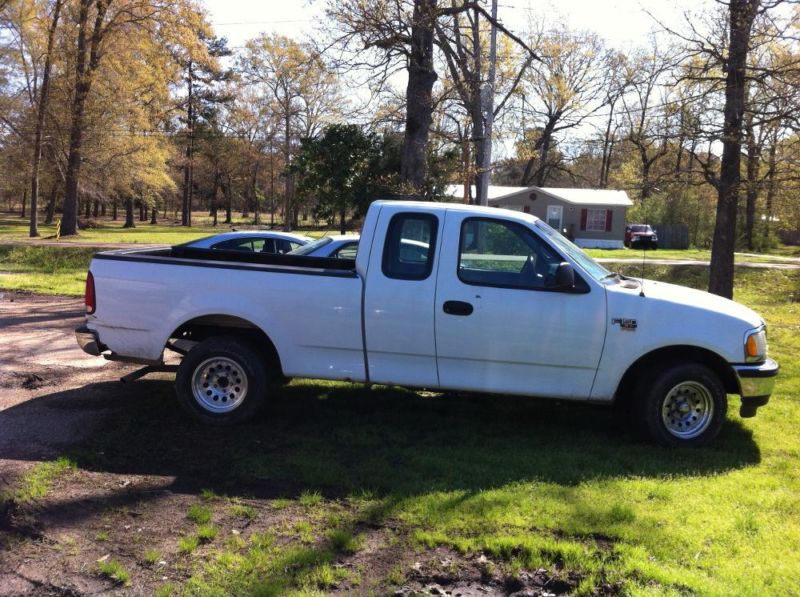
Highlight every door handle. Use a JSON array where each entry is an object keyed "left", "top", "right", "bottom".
[{"left": 443, "top": 300, "right": 473, "bottom": 316}]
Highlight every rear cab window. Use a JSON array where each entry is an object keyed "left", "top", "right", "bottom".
[{"left": 382, "top": 213, "right": 438, "bottom": 280}]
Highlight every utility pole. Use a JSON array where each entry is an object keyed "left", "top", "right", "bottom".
[{"left": 476, "top": 0, "right": 498, "bottom": 206}]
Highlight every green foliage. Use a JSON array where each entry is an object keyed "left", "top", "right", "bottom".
[{"left": 293, "top": 124, "right": 385, "bottom": 231}]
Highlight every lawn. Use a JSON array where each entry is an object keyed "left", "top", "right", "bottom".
[
  {"left": 0, "top": 213, "right": 338, "bottom": 246},
  {"left": 6, "top": 265, "right": 786, "bottom": 595}
]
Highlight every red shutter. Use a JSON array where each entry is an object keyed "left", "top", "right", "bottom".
[
  {"left": 580, "top": 208, "right": 587, "bottom": 231},
  {"left": 605, "top": 209, "right": 613, "bottom": 232}
]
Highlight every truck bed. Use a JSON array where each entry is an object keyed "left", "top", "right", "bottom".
[{"left": 93, "top": 245, "right": 357, "bottom": 277}]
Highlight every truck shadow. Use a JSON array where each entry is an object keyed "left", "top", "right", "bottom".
[{"left": 1, "top": 377, "right": 760, "bottom": 500}]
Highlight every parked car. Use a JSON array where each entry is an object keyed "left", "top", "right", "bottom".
[
  {"left": 184, "top": 231, "right": 312, "bottom": 254},
  {"left": 290, "top": 235, "right": 429, "bottom": 262},
  {"left": 625, "top": 224, "right": 658, "bottom": 249},
  {"left": 289, "top": 235, "right": 360, "bottom": 259},
  {"left": 76, "top": 201, "right": 778, "bottom": 447}
]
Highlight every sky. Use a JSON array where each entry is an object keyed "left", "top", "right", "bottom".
[
  {"left": 202, "top": 0, "right": 702, "bottom": 158},
  {"left": 203, "top": 0, "right": 700, "bottom": 51}
]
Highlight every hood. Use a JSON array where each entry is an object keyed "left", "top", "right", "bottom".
[{"left": 611, "top": 278, "right": 763, "bottom": 329}]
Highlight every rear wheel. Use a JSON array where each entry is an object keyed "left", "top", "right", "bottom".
[
  {"left": 634, "top": 362, "right": 727, "bottom": 447},
  {"left": 175, "top": 336, "right": 270, "bottom": 425}
]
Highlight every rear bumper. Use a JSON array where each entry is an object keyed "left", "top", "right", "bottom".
[
  {"left": 733, "top": 358, "right": 779, "bottom": 417},
  {"left": 75, "top": 325, "right": 105, "bottom": 356}
]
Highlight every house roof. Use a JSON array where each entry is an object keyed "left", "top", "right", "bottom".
[
  {"left": 490, "top": 186, "right": 633, "bottom": 207},
  {"left": 444, "top": 184, "right": 529, "bottom": 201}
]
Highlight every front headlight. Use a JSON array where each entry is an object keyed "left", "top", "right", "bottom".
[{"left": 744, "top": 326, "right": 768, "bottom": 362}]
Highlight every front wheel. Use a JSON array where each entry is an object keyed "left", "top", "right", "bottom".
[
  {"left": 634, "top": 362, "right": 727, "bottom": 447},
  {"left": 175, "top": 336, "right": 269, "bottom": 425}
]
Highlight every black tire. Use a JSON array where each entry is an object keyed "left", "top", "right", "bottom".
[
  {"left": 633, "top": 362, "right": 727, "bottom": 447},
  {"left": 175, "top": 335, "right": 270, "bottom": 425}
]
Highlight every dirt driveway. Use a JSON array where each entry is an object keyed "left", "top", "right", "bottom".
[
  {"left": 2, "top": 292, "right": 595, "bottom": 596},
  {"left": 0, "top": 292, "right": 128, "bottom": 458}
]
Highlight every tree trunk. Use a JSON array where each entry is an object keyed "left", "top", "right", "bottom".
[
  {"left": 182, "top": 60, "right": 194, "bottom": 227},
  {"left": 283, "top": 110, "right": 293, "bottom": 231},
  {"left": 92, "top": 200, "right": 99, "bottom": 218},
  {"left": 139, "top": 201, "right": 145, "bottom": 222},
  {"left": 400, "top": 0, "right": 438, "bottom": 196},
  {"left": 150, "top": 200, "right": 158, "bottom": 224},
  {"left": 744, "top": 118, "right": 759, "bottom": 251},
  {"left": 763, "top": 135, "right": 777, "bottom": 241},
  {"left": 29, "top": 0, "right": 64, "bottom": 237},
  {"left": 100, "top": 203, "right": 105, "bottom": 216},
  {"left": 223, "top": 176, "right": 232, "bottom": 224},
  {"left": 44, "top": 183, "right": 57, "bottom": 224},
  {"left": 211, "top": 170, "right": 219, "bottom": 226},
  {"left": 111, "top": 199, "right": 117, "bottom": 221},
  {"left": 20, "top": 189, "right": 27, "bottom": 218},
  {"left": 599, "top": 99, "right": 617, "bottom": 189},
  {"left": 123, "top": 197, "right": 135, "bottom": 228},
  {"left": 708, "top": 0, "right": 759, "bottom": 299},
  {"left": 475, "top": 0, "right": 498, "bottom": 206},
  {"left": 340, "top": 206, "right": 346, "bottom": 235},
  {"left": 61, "top": 0, "right": 110, "bottom": 236},
  {"left": 84, "top": 198, "right": 90, "bottom": 218}
]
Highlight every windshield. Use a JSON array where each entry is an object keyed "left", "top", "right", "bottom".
[
  {"left": 534, "top": 220, "right": 613, "bottom": 282},
  {"left": 288, "top": 237, "right": 333, "bottom": 256},
  {"left": 630, "top": 225, "right": 652, "bottom": 233}
]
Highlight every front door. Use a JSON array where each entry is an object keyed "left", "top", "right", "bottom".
[
  {"left": 363, "top": 209, "right": 442, "bottom": 387},
  {"left": 435, "top": 215, "right": 607, "bottom": 399}
]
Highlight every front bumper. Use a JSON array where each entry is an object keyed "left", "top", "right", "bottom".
[
  {"left": 733, "top": 358, "right": 779, "bottom": 417},
  {"left": 76, "top": 325, "right": 105, "bottom": 356}
]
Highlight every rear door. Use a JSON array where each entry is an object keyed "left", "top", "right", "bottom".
[
  {"left": 363, "top": 208, "right": 442, "bottom": 387},
  {"left": 434, "top": 214, "right": 607, "bottom": 399}
]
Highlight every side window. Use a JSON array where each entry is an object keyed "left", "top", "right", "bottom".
[
  {"left": 213, "top": 238, "right": 254, "bottom": 252},
  {"left": 261, "top": 238, "right": 276, "bottom": 254},
  {"left": 458, "top": 218, "right": 562, "bottom": 289},
  {"left": 333, "top": 242, "right": 358, "bottom": 259},
  {"left": 382, "top": 213, "right": 437, "bottom": 280}
]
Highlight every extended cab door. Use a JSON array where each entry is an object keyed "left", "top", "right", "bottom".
[
  {"left": 434, "top": 214, "right": 607, "bottom": 399},
  {"left": 363, "top": 207, "right": 442, "bottom": 387}
]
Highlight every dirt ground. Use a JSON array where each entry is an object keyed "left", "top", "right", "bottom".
[{"left": 0, "top": 291, "right": 585, "bottom": 596}]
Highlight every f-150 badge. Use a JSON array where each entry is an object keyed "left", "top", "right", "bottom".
[{"left": 612, "top": 318, "right": 637, "bottom": 331}]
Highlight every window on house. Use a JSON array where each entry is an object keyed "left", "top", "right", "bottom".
[{"left": 586, "top": 209, "right": 609, "bottom": 232}]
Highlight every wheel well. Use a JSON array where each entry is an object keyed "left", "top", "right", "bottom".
[
  {"left": 615, "top": 345, "right": 739, "bottom": 403},
  {"left": 169, "top": 315, "right": 282, "bottom": 375}
]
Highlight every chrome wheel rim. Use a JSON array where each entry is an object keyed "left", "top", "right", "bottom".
[
  {"left": 191, "top": 357, "right": 248, "bottom": 413},
  {"left": 661, "top": 381, "right": 714, "bottom": 439}
]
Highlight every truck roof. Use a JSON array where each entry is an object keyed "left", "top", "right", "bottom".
[{"left": 370, "top": 199, "right": 541, "bottom": 225}]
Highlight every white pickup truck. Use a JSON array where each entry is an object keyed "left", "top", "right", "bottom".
[{"left": 76, "top": 201, "right": 778, "bottom": 446}]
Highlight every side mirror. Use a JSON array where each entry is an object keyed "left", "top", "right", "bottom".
[{"left": 552, "top": 262, "right": 575, "bottom": 290}]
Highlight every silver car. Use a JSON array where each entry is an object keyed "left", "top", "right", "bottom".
[{"left": 185, "top": 231, "right": 312, "bottom": 254}]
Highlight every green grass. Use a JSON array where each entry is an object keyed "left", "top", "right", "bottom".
[
  {"left": 144, "top": 548, "right": 161, "bottom": 565},
  {"left": 0, "top": 213, "right": 341, "bottom": 245},
  {"left": 0, "top": 244, "right": 95, "bottom": 295},
  {"left": 66, "top": 265, "right": 800, "bottom": 594},
  {"left": 0, "top": 457, "right": 76, "bottom": 504},
  {"left": 178, "top": 535, "right": 200, "bottom": 554},
  {"left": 229, "top": 503, "right": 258, "bottom": 521},
  {"left": 197, "top": 524, "right": 219, "bottom": 543},
  {"left": 186, "top": 504, "right": 211, "bottom": 525},
  {"left": 97, "top": 559, "right": 131, "bottom": 586}
]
